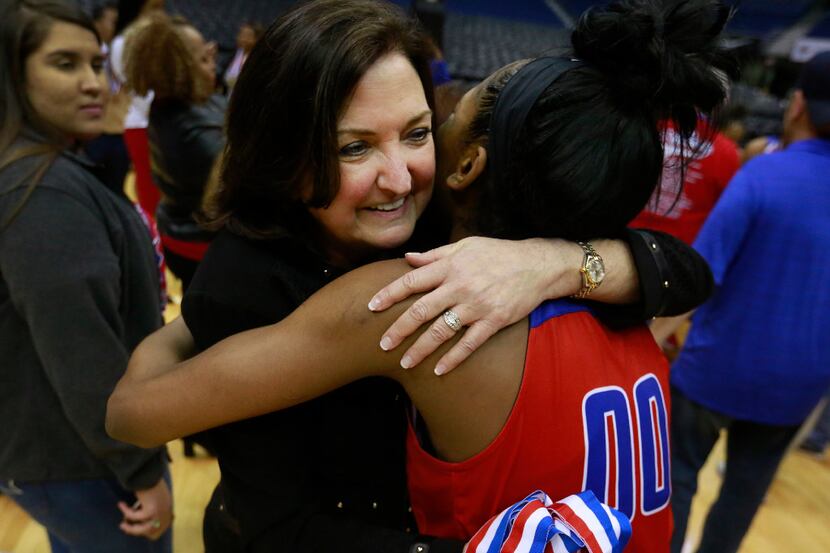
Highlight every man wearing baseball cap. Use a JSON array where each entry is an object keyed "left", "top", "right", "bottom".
[{"left": 667, "top": 51, "right": 830, "bottom": 553}]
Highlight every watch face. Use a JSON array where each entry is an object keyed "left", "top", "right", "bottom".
[{"left": 586, "top": 256, "right": 605, "bottom": 284}]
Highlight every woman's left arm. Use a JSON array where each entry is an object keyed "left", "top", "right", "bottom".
[{"left": 369, "top": 230, "right": 712, "bottom": 374}]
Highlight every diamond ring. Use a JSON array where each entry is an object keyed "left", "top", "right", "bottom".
[{"left": 442, "top": 310, "right": 462, "bottom": 332}]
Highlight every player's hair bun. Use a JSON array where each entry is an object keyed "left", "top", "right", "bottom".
[{"left": 572, "top": 0, "right": 734, "bottom": 119}]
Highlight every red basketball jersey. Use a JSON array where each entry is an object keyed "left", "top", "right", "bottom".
[{"left": 407, "top": 301, "right": 672, "bottom": 552}]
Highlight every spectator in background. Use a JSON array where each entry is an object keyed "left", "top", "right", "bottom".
[
  {"left": 718, "top": 103, "right": 748, "bottom": 146},
  {"left": 85, "top": 1, "right": 132, "bottom": 195},
  {"left": 630, "top": 117, "right": 740, "bottom": 245},
  {"left": 425, "top": 36, "right": 451, "bottom": 86},
  {"left": 658, "top": 51, "right": 830, "bottom": 553},
  {"left": 93, "top": 2, "right": 118, "bottom": 44},
  {"left": 222, "top": 21, "right": 262, "bottom": 93},
  {"left": 111, "top": 0, "right": 166, "bottom": 221},
  {"left": 125, "top": 13, "right": 222, "bottom": 290},
  {"left": 0, "top": 1, "right": 172, "bottom": 550},
  {"left": 741, "top": 132, "right": 782, "bottom": 164}
]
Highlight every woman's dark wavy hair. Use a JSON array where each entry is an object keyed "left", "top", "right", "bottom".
[
  {"left": 201, "top": 0, "right": 435, "bottom": 239},
  {"left": 467, "top": 0, "right": 736, "bottom": 241},
  {"left": 0, "top": 0, "right": 100, "bottom": 230}
]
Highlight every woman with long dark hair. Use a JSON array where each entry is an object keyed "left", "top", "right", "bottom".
[{"left": 0, "top": 1, "right": 171, "bottom": 551}]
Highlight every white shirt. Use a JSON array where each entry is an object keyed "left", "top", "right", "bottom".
[{"left": 110, "top": 34, "right": 154, "bottom": 130}]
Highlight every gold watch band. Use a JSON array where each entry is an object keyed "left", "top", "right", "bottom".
[{"left": 572, "top": 241, "right": 603, "bottom": 299}]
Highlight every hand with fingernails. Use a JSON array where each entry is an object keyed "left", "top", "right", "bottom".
[
  {"left": 369, "top": 236, "right": 583, "bottom": 375},
  {"left": 117, "top": 477, "right": 173, "bottom": 541}
]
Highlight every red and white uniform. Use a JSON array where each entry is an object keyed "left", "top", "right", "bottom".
[
  {"left": 407, "top": 301, "right": 672, "bottom": 552},
  {"left": 630, "top": 121, "right": 740, "bottom": 245}
]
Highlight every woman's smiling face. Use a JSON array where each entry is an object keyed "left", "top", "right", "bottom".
[{"left": 308, "top": 52, "right": 435, "bottom": 266}]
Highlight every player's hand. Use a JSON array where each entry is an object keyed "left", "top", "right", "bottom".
[
  {"left": 368, "top": 237, "right": 581, "bottom": 375},
  {"left": 118, "top": 477, "right": 173, "bottom": 540}
]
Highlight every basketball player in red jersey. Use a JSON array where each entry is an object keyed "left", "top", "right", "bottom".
[{"left": 108, "top": 1, "right": 733, "bottom": 550}]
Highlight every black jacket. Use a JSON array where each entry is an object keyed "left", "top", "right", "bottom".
[
  {"left": 148, "top": 95, "right": 226, "bottom": 242},
  {"left": 0, "top": 144, "right": 167, "bottom": 490}
]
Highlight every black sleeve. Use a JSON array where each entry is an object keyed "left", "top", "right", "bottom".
[
  {"left": 590, "top": 229, "right": 714, "bottom": 325},
  {"left": 177, "top": 119, "right": 224, "bottom": 207}
]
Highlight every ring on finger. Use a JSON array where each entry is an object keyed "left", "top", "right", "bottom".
[
  {"left": 442, "top": 309, "right": 462, "bottom": 332},
  {"left": 151, "top": 519, "right": 161, "bottom": 529}
]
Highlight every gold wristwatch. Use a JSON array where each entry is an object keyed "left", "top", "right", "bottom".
[{"left": 573, "top": 241, "right": 605, "bottom": 299}]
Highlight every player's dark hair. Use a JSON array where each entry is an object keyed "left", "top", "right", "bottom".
[{"left": 468, "top": 0, "right": 736, "bottom": 240}]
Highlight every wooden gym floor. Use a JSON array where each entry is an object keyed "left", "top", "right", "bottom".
[{"left": 2, "top": 432, "right": 829, "bottom": 552}]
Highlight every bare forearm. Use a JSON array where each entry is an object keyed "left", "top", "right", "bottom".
[
  {"left": 126, "top": 317, "right": 198, "bottom": 381},
  {"left": 108, "top": 328, "right": 272, "bottom": 448},
  {"left": 108, "top": 312, "right": 358, "bottom": 448}
]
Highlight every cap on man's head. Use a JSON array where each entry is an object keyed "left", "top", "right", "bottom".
[{"left": 798, "top": 51, "right": 830, "bottom": 129}]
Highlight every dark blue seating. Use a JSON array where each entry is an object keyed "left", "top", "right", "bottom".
[
  {"left": 169, "top": 1, "right": 567, "bottom": 81},
  {"left": 392, "top": 1, "right": 568, "bottom": 80},
  {"left": 559, "top": 0, "right": 821, "bottom": 40},
  {"left": 558, "top": 0, "right": 605, "bottom": 19},
  {"left": 808, "top": 13, "right": 830, "bottom": 38},
  {"left": 445, "top": 0, "right": 562, "bottom": 26},
  {"left": 443, "top": 12, "right": 567, "bottom": 80},
  {"left": 168, "top": 0, "right": 295, "bottom": 55},
  {"left": 722, "top": 0, "right": 816, "bottom": 38}
]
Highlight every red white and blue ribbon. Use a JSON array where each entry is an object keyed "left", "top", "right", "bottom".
[{"left": 465, "top": 490, "right": 631, "bottom": 553}]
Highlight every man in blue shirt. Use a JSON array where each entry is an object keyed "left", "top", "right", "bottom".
[{"left": 668, "top": 51, "right": 830, "bottom": 553}]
